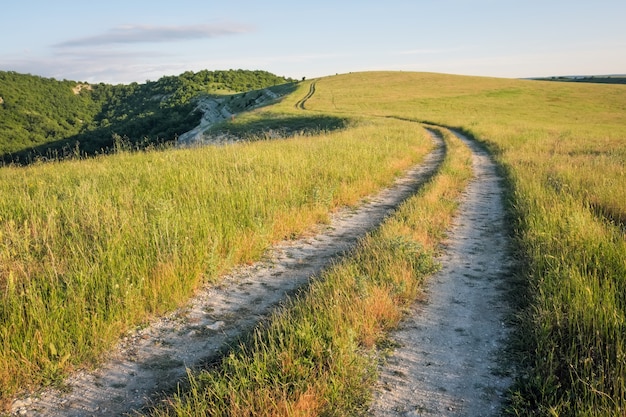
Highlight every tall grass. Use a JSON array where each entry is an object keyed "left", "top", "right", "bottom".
[
  {"left": 304, "top": 72, "right": 626, "bottom": 415},
  {"left": 0, "top": 116, "right": 432, "bottom": 407},
  {"left": 509, "top": 178, "right": 626, "bottom": 415},
  {"left": 150, "top": 127, "right": 473, "bottom": 416}
]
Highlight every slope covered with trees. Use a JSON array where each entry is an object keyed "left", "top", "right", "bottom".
[{"left": 0, "top": 70, "right": 294, "bottom": 162}]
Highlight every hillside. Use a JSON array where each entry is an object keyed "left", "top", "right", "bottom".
[{"left": 0, "top": 70, "right": 295, "bottom": 163}]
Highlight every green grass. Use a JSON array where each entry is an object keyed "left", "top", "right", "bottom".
[
  {"left": 149, "top": 127, "right": 473, "bottom": 416},
  {"left": 0, "top": 116, "right": 432, "bottom": 408},
  {"left": 304, "top": 71, "right": 626, "bottom": 415}
]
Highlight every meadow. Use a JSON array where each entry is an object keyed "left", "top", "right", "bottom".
[{"left": 1, "top": 71, "right": 625, "bottom": 415}]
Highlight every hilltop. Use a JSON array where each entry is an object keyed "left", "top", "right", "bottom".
[{"left": 0, "top": 70, "right": 295, "bottom": 163}]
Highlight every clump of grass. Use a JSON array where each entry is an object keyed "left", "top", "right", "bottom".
[
  {"left": 148, "top": 127, "right": 473, "bottom": 416},
  {"left": 0, "top": 117, "right": 432, "bottom": 408}
]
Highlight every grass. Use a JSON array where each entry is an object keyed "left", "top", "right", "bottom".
[
  {"left": 303, "top": 71, "right": 626, "bottom": 415},
  {"left": 3, "top": 71, "right": 625, "bottom": 415},
  {"left": 149, "top": 127, "right": 473, "bottom": 416},
  {"left": 0, "top": 115, "right": 432, "bottom": 408}
]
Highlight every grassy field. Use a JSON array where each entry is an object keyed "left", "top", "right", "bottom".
[
  {"left": 302, "top": 72, "right": 626, "bottom": 415},
  {"left": 0, "top": 112, "right": 432, "bottom": 408},
  {"left": 2, "top": 71, "right": 625, "bottom": 415}
]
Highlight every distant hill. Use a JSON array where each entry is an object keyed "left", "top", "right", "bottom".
[
  {"left": 530, "top": 75, "right": 626, "bottom": 85},
  {"left": 0, "top": 70, "right": 295, "bottom": 163}
]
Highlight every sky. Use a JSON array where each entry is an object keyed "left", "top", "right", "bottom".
[{"left": 1, "top": 0, "right": 625, "bottom": 84}]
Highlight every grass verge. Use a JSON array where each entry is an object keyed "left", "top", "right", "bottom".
[{"left": 147, "top": 127, "right": 473, "bottom": 416}]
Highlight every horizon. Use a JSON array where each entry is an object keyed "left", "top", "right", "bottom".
[
  {"left": 1, "top": 0, "right": 625, "bottom": 85},
  {"left": 4, "top": 69, "right": 626, "bottom": 87}
]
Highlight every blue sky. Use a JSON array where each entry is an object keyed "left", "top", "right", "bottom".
[{"left": 1, "top": 0, "right": 624, "bottom": 84}]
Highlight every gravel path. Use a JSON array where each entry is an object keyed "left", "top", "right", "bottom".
[
  {"left": 11, "top": 131, "right": 444, "bottom": 417},
  {"left": 369, "top": 130, "right": 514, "bottom": 416}
]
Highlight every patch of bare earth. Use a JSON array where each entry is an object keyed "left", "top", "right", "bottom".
[
  {"left": 11, "top": 132, "right": 444, "bottom": 417},
  {"left": 369, "top": 131, "right": 514, "bottom": 416}
]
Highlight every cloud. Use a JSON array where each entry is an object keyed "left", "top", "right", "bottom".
[
  {"left": 11, "top": 22, "right": 258, "bottom": 83},
  {"left": 54, "top": 23, "right": 255, "bottom": 48}
]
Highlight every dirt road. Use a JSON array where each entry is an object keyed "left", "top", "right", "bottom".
[{"left": 369, "top": 130, "right": 514, "bottom": 416}]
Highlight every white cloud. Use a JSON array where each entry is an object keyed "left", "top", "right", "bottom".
[
  {"left": 0, "top": 22, "right": 258, "bottom": 83},
  {"left": 54, "top": 23, "right": 254, "bottom": 48}
]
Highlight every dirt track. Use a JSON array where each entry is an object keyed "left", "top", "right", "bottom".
[
  {"left": 369, "top": 130, "right": 514, "bottom": 416},
  {"left": 11, "top": 131, "right": 444, "bottom": 417},
  {"left": 295, "top": 81, "right": 316, "bottom": 109}
]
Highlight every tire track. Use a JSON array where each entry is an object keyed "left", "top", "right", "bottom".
[
  {"left": 369, "top": 130, "right": 514, "bottom": 416},
  {"left": 295, "top": 81, "right": 316, "bottom": 109},
  {"left": 11, "top": 129, "right": 445, "bottom": 417}
]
